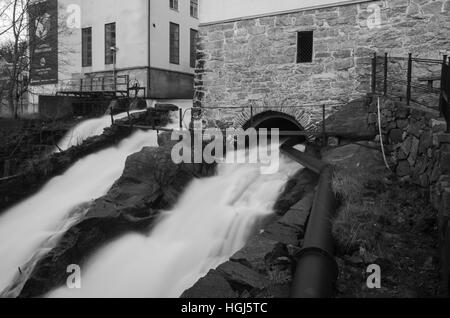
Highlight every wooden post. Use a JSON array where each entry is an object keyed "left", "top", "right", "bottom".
[
  {"left": 372, "top": 52, "right": 377, "bottom": 94},
  {"left": 384, "top": 53, "right": 388, "bottom": 96},
  {"left": 407, "top": 53, "right": 412, "bottom": 106}
]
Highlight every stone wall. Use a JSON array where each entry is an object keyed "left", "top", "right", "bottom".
[
  {"left": 195, "top": 0, "right": 450, "bottom": 129},
  {"left": 369, "top": 95, "right": 450, "bottom": 294}
]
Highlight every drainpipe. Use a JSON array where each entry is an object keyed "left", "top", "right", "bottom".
[
  {"left": 147, "top": 0, "right": 151, "bottom": 99},
  {"left": 280, "top": 144, "right": 339, "bottom": 298}
]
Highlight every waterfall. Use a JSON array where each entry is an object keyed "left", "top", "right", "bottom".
[
  {"left": 47, "top": 146, "right": 301, "bottom": 298},
  {"left": 56, "top": 111, "right": 142, "bottom": 152},
  {"left": 0, "top": 130, "right": 159, "bottom": 294}
]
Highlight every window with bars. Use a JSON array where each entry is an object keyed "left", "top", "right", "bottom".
[
  {"left": 170, "top": 0, "right": 178, "bottom": 11},
  {"left": 297, "top": 31, "right": 313, "bottom": 63},
  {"left": 190, "top": 0, "right": 198, "bottom": 18},
  {"left": 82, "top": 27, "right": 92, "bottom": 67},
  {"left": 105, "top": 22, "right": 116, "bottom": 65},
  {"left": 170, "top": 22, "right": 180, "bottom": 65},
  {"left": 190, "top": 29, "right": 198, "bottom": 68}
]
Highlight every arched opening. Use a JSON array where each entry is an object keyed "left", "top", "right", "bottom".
[{"left": 243, "top": 111, "right": 306, "bottom": 144}]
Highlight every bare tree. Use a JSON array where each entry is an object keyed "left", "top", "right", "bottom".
[
  {"left": 0, "top": 0, "right": 72, "bottom": 118},
  {"left": 0, "top": 0, "right": 31, "bottom": 118}
]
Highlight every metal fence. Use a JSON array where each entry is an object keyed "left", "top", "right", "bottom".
[
  {"left": 371, "top": 53, "right": 447, "bottom": 109},
  {"left": 441, "top": 57, "right": 450, "bottom": 132},
  {"left": 57, "top": 75, "right": 130, "bottom": 97}
]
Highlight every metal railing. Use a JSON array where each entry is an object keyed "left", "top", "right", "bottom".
[
  {"left": 441, "top": 57, "right": 450, "bottom": 132},
  {"left": 371, "top": 53, "right": 447, "bottom": 109},
  {"left": 57, "top": 75, "right": 130, "bottom": 96}
]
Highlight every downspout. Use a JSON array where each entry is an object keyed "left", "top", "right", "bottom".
[
  {"left": 147, "top": 0, "right": 151, "bottom": 98},
  {"left": 280, "top": 144, "right": 339, "bottom": 298}
]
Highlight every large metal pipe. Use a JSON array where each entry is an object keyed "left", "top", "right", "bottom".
[
  {"left": 281, "top": 143, "right": 338, "bottom": 298},
  {"left": 291, "top": 166, "right": 338, "bottom": 298},
  {"left": 280, "top": 145, "right": 326, "bottom": 175}
]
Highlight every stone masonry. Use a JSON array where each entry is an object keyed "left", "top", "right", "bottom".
[
  {"left": 195, "top": 0, "right": 450, "bottom": 130},
  {"left": 368, "top": 95, "right": 450, "bottom": 294}
]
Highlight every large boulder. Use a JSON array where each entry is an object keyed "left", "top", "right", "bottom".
[{"left": 11, "top": 143, "right": 215, "bottom": 298}]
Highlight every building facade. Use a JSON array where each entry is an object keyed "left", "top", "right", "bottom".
[
  {"left": 28, "top": 0, "right": 199, "bottom": 113},
  {"left": 195, "top": 0, "right": 450, "bottom": 130}
]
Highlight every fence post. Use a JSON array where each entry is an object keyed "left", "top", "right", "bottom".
[
  {"left": 439, "top": 55, "right": 447, "bottom": 117},
  {"left": 407, "top": 53, "right": 412, "bottom": 106},
  {"left": 80, "top": 78, "right": 83, "bottom": 93},
  {"left": 179, "top": 109, "right": 183, "bottom": 130},
  {"left": 384, "top": 53, "right": 388, "bottom": 96}
]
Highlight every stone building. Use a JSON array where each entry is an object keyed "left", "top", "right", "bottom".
[{"left": 195, "top": 0, "right": 450, "bottom": 130}]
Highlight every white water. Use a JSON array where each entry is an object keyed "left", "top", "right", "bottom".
[
  {"left": 48, "top": 148, "right": 301, "bottom": 298},
  {"left": 56, "top": 111, "right": 143, "bottom": 152},
  {"left": 0, "top": 129, "right": 159, "bottom": 294}
]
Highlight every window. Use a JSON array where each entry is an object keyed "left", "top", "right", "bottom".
[
  {"left": 170, "top": 0, "right": 178, "bottom": 10},
  {"left": 297, "top": 31, "right": 313, "bottom": 63},
  {"left": 190, "top": 0, "right": 198, "bottom": 18},
  {"left": 190, "top": 29, "right": 198, "bottom": 67},
  {"left": 190, "top": 29, "right": 198, "bottom": 68},
  {"left": 82, "top": 27, "right": 92, "bottom": 67},
  {"left": 105, "top": 22, "right": 116, "bottom": 65},
  {"left": 170, "top": 22, "right": 180, "bottom": 64}
]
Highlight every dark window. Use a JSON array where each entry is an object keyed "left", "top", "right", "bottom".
[
  {"left": 190, "top": 0, "right": 198, "bottom": 18},
  {"left": 170, "top": 0, "right": 178, "bottom": 10},
  {"left": 190, "top": 29, "right": 198, "bottom": 68},
  {"left": 170, "top": 22, "right": 180, "bottom": 65},
  {"left": 297, "top": 31, "right": 313, "bottom": 63},
  {"left": 82, "top": 27, "right": 92, "bottom": 67},
  {"left": 105, "top": 22, "right": 116, "bottom": 65}
]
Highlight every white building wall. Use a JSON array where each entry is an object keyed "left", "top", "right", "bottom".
[
  {"left": 199, "top": 0, "right": 372, "bottom": 23},
  {"left": 150, "top": 0, "right": 199, "bottom": 74}
]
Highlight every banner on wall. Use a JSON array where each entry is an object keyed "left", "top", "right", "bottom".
[{"left": 29, "top": 0, "right": 58, "bottom": 85}]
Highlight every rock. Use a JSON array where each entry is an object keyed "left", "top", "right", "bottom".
[
  {"left": 279, "top": 192, "right": 315, "bottom": 232},
  {"left": 261, "top": 222, "right": 302, "bottom": 246},
  {"left": 155, "top": 104, "right": 180, "bottom": 112},
  {"left": 322, "top": 143, "right": 383, "bottom": 172},
  {"left": 408, "top": 137, "right": 420, "bottom": 166},
  {"left": 397, "top": 160, "right": 411, "bottom": 177},
  {"left": 389, "top": 129, "right": 403, "bottom": 144},
  {"left": 408, "top": 122, "right": 421, "bottom": 138},
  {"left": 16, "top": 144, "right": 216, "bottom": 298},
  {"left": 419, "top": 131, "right": 432, "bottom": 154},
  {"left": 181, "top": 270, "right": 238, "bottom": 298},
  {"left": 273, "top": 169, "right": 317, "bottom": 216},
  {"left": 231, "top": 236, "right": 281, "bottom": 274},
  {"left": 216, "top": 262, "right": 271, "bottom": 291}
]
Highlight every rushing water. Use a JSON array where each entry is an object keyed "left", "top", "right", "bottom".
[
  {"left": 0, "top": 129, "right": 159, "bottom": 294},
  {"left": 48, "top": 147, "right": 301, "bottom": 298},
  {"left": 56, "top": 111, "right": 142, "bottom": 152}
]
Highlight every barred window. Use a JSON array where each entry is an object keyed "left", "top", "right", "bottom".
[
  {"left": 82, "top": 27, "right": 92, "bottom": 67},
  {"left": 105, "top": 22, "right": 116, "bottom": 65},
  {"left": 170, "top": 22, "right": 180, "bottom": 65},
  {"left": 190, "top": 0, "right": 198, "bottom": 18},
  {"left": 170, "top": 0, "right": 178, "bottom": 10},
  {"left": 190, "top": 29, "right": 198, "bottom": 68},
  {"left": 297, "top": 31, "right": 313, "bottom": 63}
]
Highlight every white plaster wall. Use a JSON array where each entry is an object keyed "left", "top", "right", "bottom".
[
  {"left": 80, "top": 0, "right": 148, "bottom": 72},
  {"left": 150, "top": 0, "right": 199, "bottom": 74},
  {"left": 199, "top": 0, "right": 372, "bottom": 23}
]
